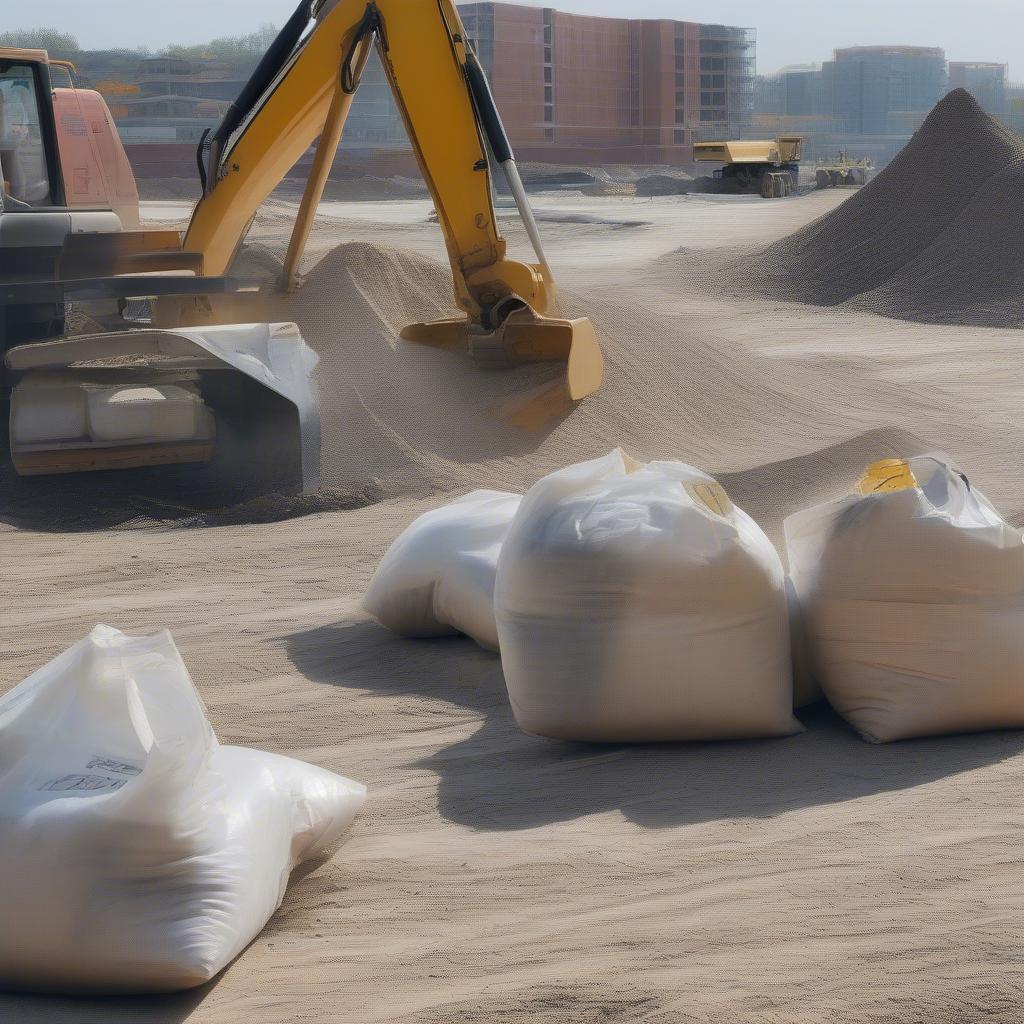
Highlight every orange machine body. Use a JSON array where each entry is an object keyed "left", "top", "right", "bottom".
[{"left": 52, "top": 87, "right": 139, "bottom": 227}]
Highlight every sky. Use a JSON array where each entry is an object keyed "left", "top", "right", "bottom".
[{"left": 20, "top": 0, "right": 1024, "bottom": 77}]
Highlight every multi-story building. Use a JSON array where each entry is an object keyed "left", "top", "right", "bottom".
[
  {"left": 781, "top": 64, "right": 833, "bottom": 117},
  {"left": 132, "top": 56, "right": 248, "bottom": 102},
  {"left": 832, "top": 45, "right": 947, "bottom": 135},
  {"left": 1009, "top": 82, "right": 1024, "bottom": 138},
  {"left": 457, "top": 2, "right": 755, "bottom": 164},
  {"left": 84, "top": 4, "right": 757, "bottom": 176},
  {"left": 270, "top": 3, "right": 755, "bottom": 168},
  {"left": 948, "top": 61, "right": 1009, "bottom": 118},
  {"left": 752, "top": 73, "right": 783, "bottom": 116}
]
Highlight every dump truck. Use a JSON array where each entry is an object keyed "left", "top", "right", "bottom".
[{"left": 692, "top": 136, "right": 804, "bottom": 198}]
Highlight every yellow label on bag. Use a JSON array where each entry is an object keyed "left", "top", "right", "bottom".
[
  {"left": 685, "top": 480, "right": 733, "bottom": 516},
  {"left": 857, "top": 458, "right": 918, "bottom": 495}
]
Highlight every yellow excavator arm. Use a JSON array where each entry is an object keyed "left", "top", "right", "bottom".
[{"left": 179, "top": 0, "right": 602, "bottom": 399}]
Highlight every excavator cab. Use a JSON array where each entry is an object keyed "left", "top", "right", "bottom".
[
  {"left": 0, "top": 49, "right": 322, "bottom": 492},
  {"left": 0, "top": 48, "right": 140, "bottom": 350},
  {"left": 0, "top": 62, "right": 51, "bottom": 209}
]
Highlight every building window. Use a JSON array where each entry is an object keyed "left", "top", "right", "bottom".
[
  {"left": 544, "top": 85, "right": 553, "bottom": 103},
  {"left": 675, "top": 36, "right": 685, "bottom": 53},
  {"left": 675, "top": 109, "right": 686, "bottom": 123},
  {"left": 544, "top": 66, "right": 553, "bottom": 84},
  {"left": 545, "top": 126, "right": 555, "bottom": 141},
  {"left": 676, "top": 72, "right": 685, "bottom": 87},
  {"left": 675, "top": 55, "right": 685, "bottom": 71},
  {"left": 700, "top": 57, "right": 726, "bottom": 71},
  {"left": 676, "top": 90, "right": 686, "bottom": 105},
  {"left": 542, "top": 7, "right": 552, "bottom": 23},
  {"left": 543, "top": 24, "right": 552, "bottom": 44},
  {"left": 674, "top": 129, "right": 687, "bottom": 144},
  {"left": 544, "top": 46, "right": 552, "bottom": 63},
  {"left": 544, "top": 106, "right": 553, "bottom": 122}
]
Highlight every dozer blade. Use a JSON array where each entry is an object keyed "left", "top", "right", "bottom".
[
  {"left": 401, "top": 305, "right": 604, "bottom": 403},
  {"left": 5, "top": 323, "right": 321, "bottom": 493}
]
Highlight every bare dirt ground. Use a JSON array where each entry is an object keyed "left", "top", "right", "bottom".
[{"left": 3, "top": 186, "right": 1024, "bottom": 1024}]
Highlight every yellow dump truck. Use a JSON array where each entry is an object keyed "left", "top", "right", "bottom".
[{"left": 692, "top": 136, "right": 803, "bottom": 198}]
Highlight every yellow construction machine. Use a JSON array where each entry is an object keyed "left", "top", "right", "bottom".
[
  {"left": 692, "top": 135, "right": 803, "bottom": 198},
  {"left": 814, "top": 154, "right": 873, "bottom": 189},
  {"left": 1, "top": 0, "right": 603, "bottom": 489}
]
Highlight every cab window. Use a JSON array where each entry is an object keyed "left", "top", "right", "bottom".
[{"left": 0, "top": 65, "right": 52, "bottom": 207}]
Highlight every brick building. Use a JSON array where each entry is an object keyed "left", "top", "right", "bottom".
[
  {"left": 88, "top": 4, "right": 756, "bottom": 177},
  {"left": 457, "top": 2, "right": 754, "bottom": 165}
]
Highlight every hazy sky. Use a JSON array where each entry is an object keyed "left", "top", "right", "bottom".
[{"left": 24, "top": 0, "right": 1024, "bottom": 77}]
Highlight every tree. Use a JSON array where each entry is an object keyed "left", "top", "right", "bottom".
[
  {"left": 166, "top": 24, "right": 279, "bottom": 64},
  {"left": 0, "top": 28, "right": 80, "bottom": 53}
]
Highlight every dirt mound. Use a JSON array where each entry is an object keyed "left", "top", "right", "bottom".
[
  {"left": 851, "top": 157, "right": 1024, "bottom": 326},
  {"left": 237, "top": 239, "right": 936, "bottom": 534},
  {"left": 521, "top": 169, "right": 599, "bottom": 188},
  {"left": 748, "top": 89, "right": 1024, "bottom": 306},
  {"left": 266, "top": 242, "right": 560, "bottom": 496},
  {"left": 232, "top": 241, "right": 288, "bottom": 286},
  {"left": 718, "top": 427, "right": 931, "bottom": 550}
]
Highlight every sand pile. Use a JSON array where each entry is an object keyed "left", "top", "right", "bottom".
[
  {"left": 850, "top": 157, "right": 1024, "bottom": 325},
  {"left": 246, "top": 240, "right": 934, "bottom": 544},
  {"left": 749, "top": 89, "right": 1024, "bottom": 308}
]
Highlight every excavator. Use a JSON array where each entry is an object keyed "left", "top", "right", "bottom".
[{"left": 0, "top": 0, "right": 604, "bottom": 490}]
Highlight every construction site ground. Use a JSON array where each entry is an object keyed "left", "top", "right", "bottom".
[{"left": 3, "top": 182, "right": 1024, "bottom": 1024}]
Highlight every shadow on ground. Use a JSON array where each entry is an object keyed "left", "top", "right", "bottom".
[
  {"left": 0, "top": 400, "right": 380, "bottom": 533},
  {"left": 0, "top": 978, "right": 218, "bottom": 1023},
  {"left": 285, "top": 619, "right": 1024, "bottom": 832}
]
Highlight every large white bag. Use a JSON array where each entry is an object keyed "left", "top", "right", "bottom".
[
  {"left": 363, "top": 490, "right": 522, "bottom": 651},
  {"left": 786, "top": 456, "right": 1024, "bottom": 742},
  {"left": 495, "top": 451, "right": 800, "bottom": 741},
  {"left": 0, "top": 625, "right": 366, "bottom": 993}
]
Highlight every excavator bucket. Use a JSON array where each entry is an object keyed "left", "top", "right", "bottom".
[
  {"left": 5, "top": 322, "right": 321, "bottom": 494},
  {"left": 401, "top": 306, "right": 604, "bottom": 407}
]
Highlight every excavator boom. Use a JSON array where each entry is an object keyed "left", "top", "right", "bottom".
[{"left": 172, "top": 0, "right": 602, "bottom": 397}]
